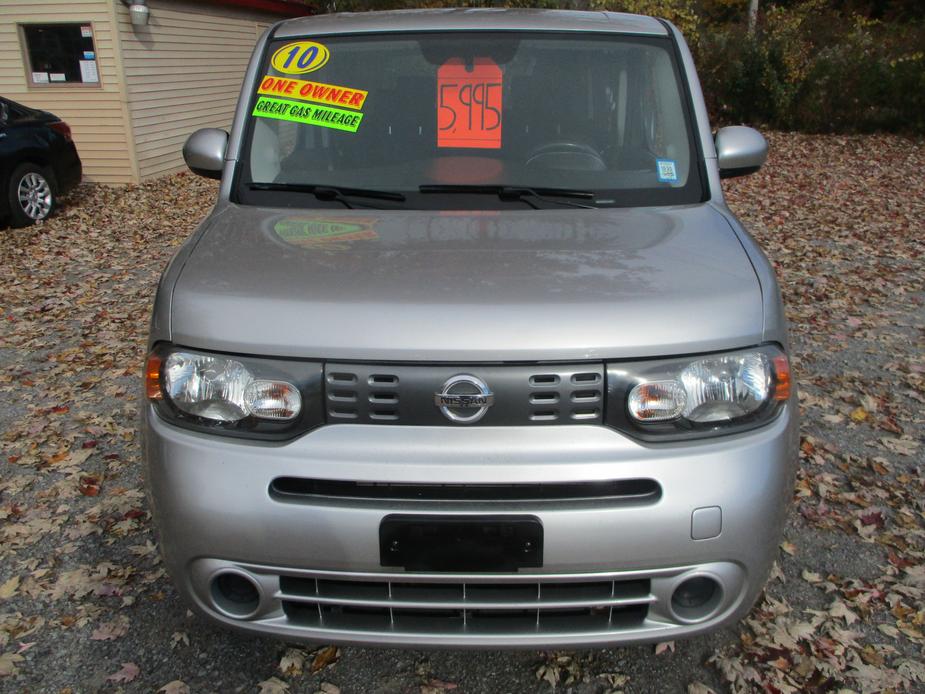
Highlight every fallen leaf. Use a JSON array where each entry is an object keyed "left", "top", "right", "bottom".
[
  {"left": 258, "top": 677, "right": 290, "bottom": 694},
  {"left": 159, "top": 681, "right": 190, "bottom": 694},
  {"left": 279, "top": 648, "right": 305, "bottom": 677},
  {"left": 0, "top": 576, "right": 21, "bottom": 600},
  {"left": 106, "top": 662, "right": 140, "bottom": 684},
  {"left": 310, "top": 645, "right": 339, "bottom": 674},
  {"left": 91, "top": 616, "right": 129, "bottom": 641},
  {"left": 655, "top": 640, "right": 675, "bottom": 655},
  {"left": 0, "top": 652, "right": 25, "bottom": 677}
]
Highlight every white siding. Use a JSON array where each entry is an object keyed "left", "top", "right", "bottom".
[
  {"left": 0, "top": 0, "right": 136, "bottom": 184},
  {"left": 116, "top": 0, "right": 274, "bottom": 180}
]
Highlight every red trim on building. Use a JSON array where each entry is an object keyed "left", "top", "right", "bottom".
[{"left": 199, "top": 0, "right": 317, "bottom": 18}]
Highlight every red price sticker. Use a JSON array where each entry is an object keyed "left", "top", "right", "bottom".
[{"left": 437, "top": 58, "right": 502, "bottom": 149}]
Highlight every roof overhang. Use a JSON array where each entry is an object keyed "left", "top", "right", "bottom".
[
  {"left": 274, "top": 9, "right": 667, "bottom": 38},
  {"left": 200, "top": 0, "right": 315, "bottom": 18}
]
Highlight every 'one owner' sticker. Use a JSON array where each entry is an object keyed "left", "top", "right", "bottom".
[
  {"left": 437, "top": 58, "right": 502, "bottom": 149},
  {"left": 258, "top": 75, "right": 367, "bottom": 110},
  {"left": 252, "top": 96, "right": 363, "bottom": 133}
]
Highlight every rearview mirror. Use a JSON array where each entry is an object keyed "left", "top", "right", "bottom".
[
  {"left": 715, "top": 126, "right": 767, "bottom": 179},
  {"left": 183, "top": 128, "right": 228, "bottom": 180}
]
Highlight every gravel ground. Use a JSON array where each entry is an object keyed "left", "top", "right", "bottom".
[{"left": 1, "top": 133, "right": 923, "bottom": 693}]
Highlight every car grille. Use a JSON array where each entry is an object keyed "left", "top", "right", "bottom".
[
  {"left": 277, "top": 573, "right": 652, "bottom": 635},
  {"left": 324, "top": 362, "right": 604, "bottom": 426}
]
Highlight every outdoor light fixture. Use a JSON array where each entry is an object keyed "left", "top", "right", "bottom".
[{"left": 123, "top": 0, "right": 150, "bottom": 26}]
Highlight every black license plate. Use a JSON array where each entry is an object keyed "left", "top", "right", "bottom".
[{"left": 379, "top": 515, "right": 543, "bottom": 572}]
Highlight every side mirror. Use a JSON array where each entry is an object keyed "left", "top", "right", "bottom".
[
  {"left": 183, "top": 128, "right": 228, "bottom": 180},
  {"left": 0, "top": 101, "right": 9, "bottom": 126},
  {"left": 715, "top": 126, "right": 767, "bottom": 179}
]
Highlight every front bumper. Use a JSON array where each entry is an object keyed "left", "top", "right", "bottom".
[{"left": 143, "top": 406, "right": 797, "bottom": 648}]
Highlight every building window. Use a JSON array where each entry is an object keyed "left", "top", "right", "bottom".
[{"left": 21, "top": 23, "right": 100, "bottom": 87}]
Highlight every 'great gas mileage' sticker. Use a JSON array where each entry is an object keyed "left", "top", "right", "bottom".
[
  {"left": 252, "top": 96, "right": 363, "bottom": 133},
  {"left": 437, "top": 58, "right": 502, "bottom": 149},
  {"left": 270, "top": 41, "right": 330, "bottom": 75}
]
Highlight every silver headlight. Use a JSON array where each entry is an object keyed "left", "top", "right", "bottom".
[
  {"left": 616, "top": 345, "right": 791, "bottom": 439},
  {"left": 162, "top": 351, "right": 301, "bottom": 422}
]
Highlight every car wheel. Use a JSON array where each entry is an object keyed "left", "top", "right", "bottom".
[{"left": 8, "top": 164, "right": 56, "bottom": 227}]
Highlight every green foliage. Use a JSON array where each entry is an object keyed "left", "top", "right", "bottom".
[
  {"left": 696, "top": 2, "right": 925, "bottom": 133},
  {"left": 589, "top": 0, "right": 701, "bottom": 42}
]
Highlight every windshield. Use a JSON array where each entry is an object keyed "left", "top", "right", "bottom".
[{"left": 237, "top": 31, "right": 704, "bottom": 209}]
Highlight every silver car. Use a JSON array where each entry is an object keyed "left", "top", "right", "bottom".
[{"left": 143, "top": 8, "right": 797, "bottom": 648}]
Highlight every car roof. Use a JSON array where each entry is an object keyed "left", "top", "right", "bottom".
[{"left": 273, "top": 8, "right": 668, "bottom": 39}]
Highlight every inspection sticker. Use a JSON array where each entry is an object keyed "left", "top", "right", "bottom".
[
  {"left": 656, "top": 159, "right": 679, "bottom": 182},
  {"left": 252, "top": 96, "right": 363, "bottom": 133},
  {"left": 258, "top": 75, "right": 367, "bottom": 110}
]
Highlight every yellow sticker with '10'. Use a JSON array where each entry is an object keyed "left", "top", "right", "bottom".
[{"left": 270, "top": 41, "right": 330, "bottom": 75}]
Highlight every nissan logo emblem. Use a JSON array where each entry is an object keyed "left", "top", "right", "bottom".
[{"left": 434, "top": 374, "right": 494, "bottom": 424}]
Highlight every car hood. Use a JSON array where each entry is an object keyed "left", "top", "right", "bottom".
[{"left": 170, "top": 203, "right": 763, "bottom": 361}]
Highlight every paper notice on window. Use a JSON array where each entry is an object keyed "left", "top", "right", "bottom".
[
  {"left": 32, "top": 72, "right": 49, "bottom": 84},
  {"left": 79, "top": 60, "right": 99, "bottom": 83},
  {"left": 50, "top": 73, "right": 66, "bottom": 82},
  {"left": 437, "top": 58, "right": 503, "bottom": 149},
  {"left": 81, "top": 25, "right": 93, "bottom": 38}
]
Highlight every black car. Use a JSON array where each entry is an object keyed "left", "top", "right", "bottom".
[{"left": 1, "top": 96, "right": 82, "bottom": 227}]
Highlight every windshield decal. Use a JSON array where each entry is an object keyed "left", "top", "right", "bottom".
[
  {"left": 270, "top": 40, "right": 330, "bottom": 75},
  {"left": 437, "top": 58, "right": 502, "bottom": 149},
  {"left": 258, "top": 75, "right": 367, "bottom": 110},
  {"left": 656, "top": 159, "right": 679, "bottom": 183},
  {"left": 252, "top": 96, "right": 363, "bottom": 133}
]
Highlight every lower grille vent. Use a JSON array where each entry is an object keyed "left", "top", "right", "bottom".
[{"left": 278, "top": 575, "right": 651, "bottom": 635}]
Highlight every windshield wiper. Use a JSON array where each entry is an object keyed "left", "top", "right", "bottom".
[
  {"left": 249, "top": 182, "right": 405, "bottom": 209},
  {"left": 418, "top": 185, "right": 597, "bottom": 209}
]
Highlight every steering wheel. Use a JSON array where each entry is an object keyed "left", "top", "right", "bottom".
[{"left": 525, "top": 141, "right": 607, "bottom": 171}]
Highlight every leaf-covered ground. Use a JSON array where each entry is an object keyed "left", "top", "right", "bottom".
[{"left": 0, "top": 133, "right": 923, "bottom": 693}]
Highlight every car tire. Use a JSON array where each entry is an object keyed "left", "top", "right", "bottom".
[{"left": 7, "top": 163, "right": 56, "bottom": 227}]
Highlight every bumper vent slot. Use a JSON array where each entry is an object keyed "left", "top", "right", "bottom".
[
  {"left": 279, "top": 575, "right": 651, "bottom": 635},
  {"left": 270, "top": 478, "right": 661, "bottom": 504}
]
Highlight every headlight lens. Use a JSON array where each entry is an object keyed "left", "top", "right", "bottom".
[
  {"left": 146, "top": 345, "right": 321, "bottom": 439},
  {"left": 613, "top": 345, "right": 790, "bottom": 440},
  {"left": 164, "top": 352, "right": 255, "bottom": 422}
]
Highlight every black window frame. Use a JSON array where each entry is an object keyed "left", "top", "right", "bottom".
[{"left": 20, "top": 22, "right": 101, "bottom": 88}]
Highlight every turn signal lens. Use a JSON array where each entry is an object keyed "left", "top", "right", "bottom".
[
  {"left": 628, "top": 380, "right": 686, "bottom": 421},
  {"left": 243, "top": 380, "right": 301, "bottom": 420},
  {"left": 145, "top": 353, "right": 162, "bottom": 399},
  {"left": 772, "top": 354, "right": 791, "bottom": 400}
]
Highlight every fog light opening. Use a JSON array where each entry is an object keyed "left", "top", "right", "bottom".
[
  {"left": 670, "top": 575, "right": 722, "bottom": 622},
  {"left": 210, "top": 571, "right": 261, "bottom": 619}
]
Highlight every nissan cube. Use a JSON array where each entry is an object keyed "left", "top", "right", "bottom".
[{"left": 143, "top": 8, "right": 797, "bottom": 648}]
